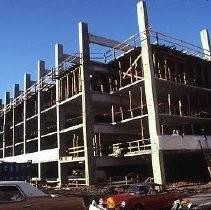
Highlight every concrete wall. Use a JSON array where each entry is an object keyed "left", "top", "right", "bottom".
[{"left": 159, "top": 135, "right": 211, "bottom": 150}]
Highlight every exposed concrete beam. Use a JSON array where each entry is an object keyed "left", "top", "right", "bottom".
[
  {"left": 60, "top": 123, "right": 83, "bottom": 134},
  {"left": 89, "top": 33, "right": 134, "bottom": 52},
  {"left": 1, "top": 148, "right": 59, "bottom": 163},
  {"left": 200, "top": 29, "right": 211, "bottom": 60}
]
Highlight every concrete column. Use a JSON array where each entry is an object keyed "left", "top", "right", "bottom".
[
  {"left": 200, "top": 29, "right": 211, "bottom": 60},
  {"left": 55, "top": 44, "right": 66, "bottom": 185},
  {"left": 0, "top": 99, "right": 4, "bottom": 157},
  {"left": 79, "top": 22, "right": 96, "bottom": 185},
  {"left": 4, "top": 92, "right": 10, "bottom": 104},
  {"left": 13, "top": 84, "right": 20, "bottom": 155},
  {"left": 55, "top": 44, "right": 64, "bottom": 118},
  {"left": 23, "top": 74, "right": 31, "bottom": 154},
  {"left": 24, "top": 74, "right": 31, "bottom": 90},
  {"left": 137, "top": 1, "right": 165, "bottom": 184},
  {"left": 0, "top": 99, "right": 2, "bottom": 154},
  {"left": 37, "top": 60, "right": 45, "bottom": 151},
  {"left": 14, "top": 84, "right": 20, "bottom": 98},
  {"left": 37, "top": 60, "right": 46, "bottom": 179},
  {"left": 55, "top": 44, "right": 64, "bottom": 139},
  {"left": 3, "top": 92, "right": 10, "bottom": 158}
]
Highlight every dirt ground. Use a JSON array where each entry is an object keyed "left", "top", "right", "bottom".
[
  {"left": 46, "top": 181, "right": 211, "bottom": 195},
  {"left": 45, "top": 181, "right": 211, "bottom": 206},
  {"left": 167, "top": 181, "right": 211, "bottom": 195}
]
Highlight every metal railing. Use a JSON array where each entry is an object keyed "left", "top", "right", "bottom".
[
  {"left": 103, "top": 32, "right": 143, "bottom": 63},
  {"left": 149, "top": 30, "right": 210, "bottom": 60},
  {"left": 111, "top": 138, "right": 151, "bottom": 156},
  {"left": 103, "top": 29, "right": 210, "bottom": 63},
  {"left": 0, "top": 54, "right": 81, "bottom": 114}
]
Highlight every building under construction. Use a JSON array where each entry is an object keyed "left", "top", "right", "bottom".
[{"left": 0, "top": 1, "right": 211, "bottom": 186}]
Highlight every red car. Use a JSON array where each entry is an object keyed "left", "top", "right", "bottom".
[{"left": 89, "top": 182, "right": 184, "bottom": 210}]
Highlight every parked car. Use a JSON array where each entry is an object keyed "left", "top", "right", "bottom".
[
  {"left": 0, "top": 181, "right": 85, "bottom": 210},
  {"left": 89, "top": 182, "right": 184, "bottom": 210}
]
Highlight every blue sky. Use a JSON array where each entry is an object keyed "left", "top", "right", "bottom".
[{"left": 0, "top": 0, "right": 211, "bottom": 101}]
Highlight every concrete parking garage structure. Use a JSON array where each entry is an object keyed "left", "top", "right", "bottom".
[{"left": 0, "top": 1, "right": 211, "bottom": 187}]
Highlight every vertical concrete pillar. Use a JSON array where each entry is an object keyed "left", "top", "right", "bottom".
[
  {"left": 23, "top": 73, "right": 31, "bottom": 154},
  {"left": 3, "top": 92, "right": 10, "bottom": 158},
  {"left": 4, "top": 92, "right": 10, "bottom": 104},
  {"left": 55, "top": 44, "right": 66, "bottom": 185},
  {"left": 200, "top": 29, "right": 211, "bottom": 60},
  {"left": 0, "top": 99, "right": 2, "bottom": 155},
  {"left": 24, "top": 74, "right": 31, "bottom": 90},
  {"left": 55, "top": 44, "right": 65, "bottom": 131},
  {"left": 137, "top": 1, "right": 165, "bottom": 184},
  {"left": 79, "top": 22, "right": 96, "bottom": 185},
  {"left": 37, "top": 60, "right": 45, "bottom": 179},
  {"left": 14, "top": 84, "right": 20, "bottom": 97},
  {"left": 37, "top": 60, "right": 45, "bottom": 151},
  {"left": 12, "top": 84, "right": 20, "bottom": 155}
]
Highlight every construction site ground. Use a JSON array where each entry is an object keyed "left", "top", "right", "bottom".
[{"left": 45, "top": 181, "right": 211, "bottom": 207}]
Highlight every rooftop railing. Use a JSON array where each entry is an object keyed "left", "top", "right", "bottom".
[{"left": 103, "top": 29, "right": 210, "bottom": 63}]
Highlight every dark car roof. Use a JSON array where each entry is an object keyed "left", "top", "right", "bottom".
[{"left": 0, "top": 181, "right": 48, "bottom": 197}]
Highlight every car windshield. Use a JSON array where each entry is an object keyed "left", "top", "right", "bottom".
[{"left": 125, "top": 185, "right": 149, "bottom": 194}]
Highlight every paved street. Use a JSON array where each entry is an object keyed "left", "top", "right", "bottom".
[{"left": 183, "top": 191, "right": 211, "bottom": 209}]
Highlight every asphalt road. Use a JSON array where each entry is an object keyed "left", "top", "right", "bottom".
[{"left": 184, "top": 191, "right": 211, "bottom": 209}]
